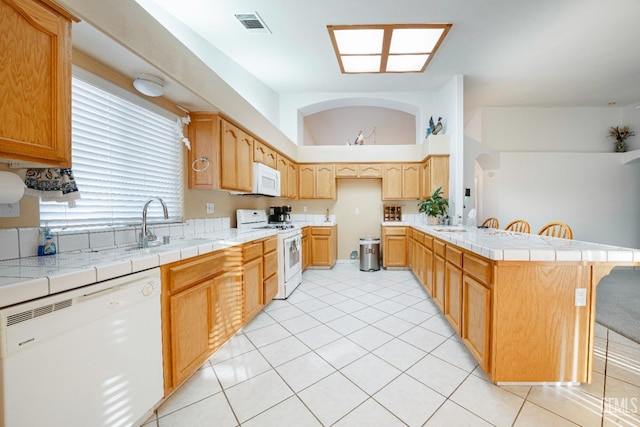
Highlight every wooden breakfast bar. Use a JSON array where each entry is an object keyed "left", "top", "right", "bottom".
[{"left": 383, "top": 223, "right": 640, "bottom": 384}]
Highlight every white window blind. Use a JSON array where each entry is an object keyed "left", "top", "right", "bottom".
[{"left": 40, "top": 76, "right": 184, "bottom": 229}]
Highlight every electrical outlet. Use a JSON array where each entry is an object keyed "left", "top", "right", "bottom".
[
  {"left": 354, "top": 207, "right": 359, "bottom": 215},
  {"left": 206, "top": 203, "right": 215, "bottom": 214},
  {"left": 575, "top": 288, "right": 587, "bottom": 307},
  {"left": 303, "top": 206, "right": 307, "bottom": 212},
  {"left": 0, "top": 203, "right": 20, "bottom": 217}
]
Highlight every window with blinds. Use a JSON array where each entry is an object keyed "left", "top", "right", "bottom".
[{"left": 40, "top": 76, "right": 184, "bottom": 229}]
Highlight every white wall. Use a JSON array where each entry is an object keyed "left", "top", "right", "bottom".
[
  {"left": 498, "top": 153, "right": 640, "bottom": 247},
  {"left": 439, "top": 76, "right": 464, "bottom": 224},
  {"left": 621, "top": 103, "right": 640, "bottom": 152},
  {"left": 482, "top": 107, "right": 622, "bottom": 152},
  {"left": 134, "top": 0, "right": 281, "bottom": 126},
  {"left": 464, "top": 106, "right": 640, "bottom": 248}
]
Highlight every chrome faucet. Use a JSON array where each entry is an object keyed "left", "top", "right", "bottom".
[{"left": 141, "top": 197, "right": 169, "bottom": 248}]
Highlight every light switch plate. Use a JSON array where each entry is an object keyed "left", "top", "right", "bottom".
[{"left": 206, "top": 203, "right": 214, "bottom": 214}]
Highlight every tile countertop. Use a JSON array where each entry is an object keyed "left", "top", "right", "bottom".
[
  {"left": 382, "top": 222, "right": 640, "bottom": 263},
  {"left": 0, "top": 228, "right": 277, "bottom": 309}
]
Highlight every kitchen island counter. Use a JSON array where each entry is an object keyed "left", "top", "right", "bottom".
[
  {"left": 382, "top": 222, "right": 640, "bottom": 263},
  {"left": 383, "top": 222, "right": 639, "bottom": 383}
]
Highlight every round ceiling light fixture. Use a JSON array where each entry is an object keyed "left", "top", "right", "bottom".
[{"left": 133, "top": 73, "right": 165, "bottom": 97}]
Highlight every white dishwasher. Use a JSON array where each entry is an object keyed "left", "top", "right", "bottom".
[{"left": 0, "top": 267, "right": 163, "bottom": 427}]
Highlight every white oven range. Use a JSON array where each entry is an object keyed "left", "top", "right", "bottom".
[{"left": 236, "top": 210, "right": 302, "bottom": 299}]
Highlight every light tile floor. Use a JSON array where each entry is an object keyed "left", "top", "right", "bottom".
[{"left": 143, "top": 263, "right": 640, "bottom": 427}]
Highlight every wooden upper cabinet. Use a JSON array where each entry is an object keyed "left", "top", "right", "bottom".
[
  {"left": 276, "top": 154, "right": 289, "bottom": 198},
  {"left": 336, "top": 163, "right": 382, "bottom": 178},
  {"left": 220, "top": 118, "right": 253, "bottom": 192},
  {"left": 383, "top": 163, "right": 418, "bottom": 200},
  {"left": 188, "top": 113, "right": 220, "bottom": 189},
  {"left": 298, "top": 164, "right": 316, "bottom": 199},
  {"left": 254, "top": 140, "right": 277, "bottom": 169},
  {"left": 382, "top": 164, "right": 403, "bottom": 199},
  {"left": 316, "top": 164, "right": 335, "bottom": 199},
  {"left": 335, "top": 164, "right": 357, "bottom": 177},
  {"left": 299, "top": 164, "right": 335, "bottom": 199},
  {"left": 358, "top": 164, "right": 382, "bottom": 178},
  {"left": 402, "top": 163, "right": 420, "bottom": 199},
  {"left": 0, "top": 0, "right": 78, "bottom": 167},
  {"left": 422, "top": 156, "right": 449, "bottom": 198},
  {"left": 275, "top": 154, "right": 297, "bottom": 199},
  {"left": 287, "top": 161, "right": 298, "bottom": 199}
]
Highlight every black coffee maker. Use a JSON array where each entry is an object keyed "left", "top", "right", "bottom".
[{"left": 269, "top": 205, "right": 291, "bottom": 223}]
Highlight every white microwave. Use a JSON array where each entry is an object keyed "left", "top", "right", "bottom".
[{"left": 231, "top": 162, "right": 281, "bottom": 197}]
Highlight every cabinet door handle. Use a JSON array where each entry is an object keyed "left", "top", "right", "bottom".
[{"left": 192, "top": 157, "right": 210, "bottom": 172}]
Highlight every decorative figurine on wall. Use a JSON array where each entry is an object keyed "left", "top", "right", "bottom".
[
  {"left": 346, "top": 128, "right": 376, "bottom": 145},
  {"left": 354, "top": 130, "right": 364, "bottom": 145},
  {"left": 426, "top": 116, "right": 444, "bottom": 137}
]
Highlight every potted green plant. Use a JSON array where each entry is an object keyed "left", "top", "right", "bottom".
[{"left": 418, "top": 186, "right": 449, "bottom": 225}]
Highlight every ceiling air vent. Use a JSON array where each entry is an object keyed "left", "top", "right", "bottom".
[{"left": 235, "top": 12, "right": 271, "bottom": 34}]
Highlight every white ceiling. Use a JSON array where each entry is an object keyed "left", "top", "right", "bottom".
[{"left": 132, "top": 0, "right": 640, "bottom": 109}]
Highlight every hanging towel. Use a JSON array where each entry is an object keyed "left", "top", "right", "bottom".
[{"left": 24, "top": 168, "right": 80, "bottom": 207}]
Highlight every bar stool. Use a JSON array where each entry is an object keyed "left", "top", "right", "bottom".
[
  {"left": 481, "top": 217, "right": 499, "bottom": 228},
  {"left": 505, "top": 219, "right": 530, "bottom": 233},
  {"left": 538, "top": 221, "right": 573, "bottom": 239}
]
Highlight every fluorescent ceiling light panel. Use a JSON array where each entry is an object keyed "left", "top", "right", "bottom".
[
  {"left": 342, "top": 55, "right": 381, "bottom": 73},
  {"left": 386, "top": 54, "right": 430, "bottom": 72},
  {"left": 334, "top": 29, "right": 384, "bottom": 54},
  {"left": 327, "top": 24, "right": 451, "bottom": 74},
  {"left": 389, "top": 28, "right": 444, "bottom": 54}
]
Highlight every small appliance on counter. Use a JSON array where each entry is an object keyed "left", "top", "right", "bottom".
[
  {"left": 384, "top": 204, "right": 402, "bottom": 222},
  {"left": 269, "top": 205, "right": 292, "bottom": 224}
]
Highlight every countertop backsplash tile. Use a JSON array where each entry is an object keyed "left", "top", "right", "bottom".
[
  {"left": 0, "top": 218, "right": 232, "bottom": 261},
  {"left": 89, "top": 230, "right": 116, "bottom": 250},
  {"left": 115, "top": 227, "right": 138, "bottom": 247},
  {"left": 0, "top": 229, "right": 19, "bottom": 261},
  {"left": 57, "top": 232, "right": 90, "bottom": 253},
  {"left": 18, "top": 227, "right": 39, "bottom": 258}
]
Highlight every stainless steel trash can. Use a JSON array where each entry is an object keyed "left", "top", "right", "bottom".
[{"left": 359, "top": 238, "right": 380, "bottom": 271}]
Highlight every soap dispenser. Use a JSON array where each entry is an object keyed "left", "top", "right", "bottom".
[{"left": 38, "top": 223, "right": 57, "bottom": 256}]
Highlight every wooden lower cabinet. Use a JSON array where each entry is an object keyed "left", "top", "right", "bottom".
[
  {"left": 382, "top": 226, "right": 408, "bottom": 267},
  {"left": 432, "top": 254, "right": 445, "bottom": 311},
  {"left": 444, "top": 262, "right": 463, "bottom": 335},
  {"left": 408, "top": 230, "right": 434, "bottom": 296},
  {"left": 302, "top": 227, "right": 311, "bottom": 271},
  {"left": 309, "top": 226, "right": 337, "bottom": 268},
  {"left": 423, "top": 237, "right": 434, "bottom": 296},
  {"left": 406, "top": 228, "right": 602, "bottom": 383},
  {"left": 462, "top": 274, "right": 491, "bottom": 372},
  {"left": 161, "top": 247, "right": 243, "bottom": 395},
  {"left": 263, "top": 236, "right": 278, "bottom": 304},
  {"left": 243, "top": 255, "right": 263, "bottom": 323},
  {"left": 210, "top": 269, "right": 244, "bottom": 350},
  {"left": 169, "top": 280, "right": 211, "bottom": 387}
]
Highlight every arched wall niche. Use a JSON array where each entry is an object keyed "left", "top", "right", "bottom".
[{"left": 298, "top": 97, "right": 422, "bottom": 146}]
